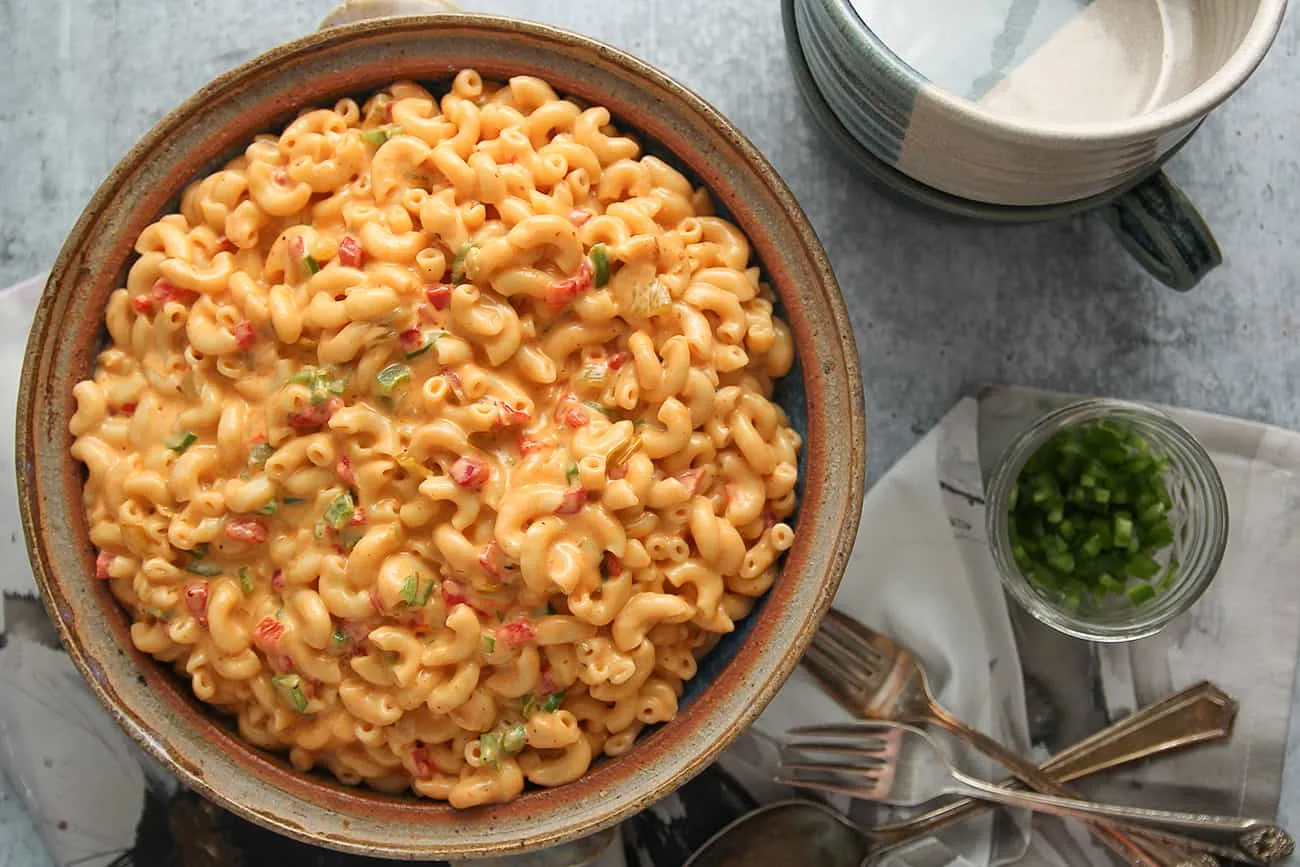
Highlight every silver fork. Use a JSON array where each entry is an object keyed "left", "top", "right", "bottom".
[
  {"left": 778, "top": 721, "right": 1294, "bottom": 866},
  {"left": 803, "top": 609, "right": 1220, "bottom": 867}
]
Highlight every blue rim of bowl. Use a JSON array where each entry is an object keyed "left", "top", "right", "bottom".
[{"left": 780, "top": 0, "right": 1204, "bottom": 225}]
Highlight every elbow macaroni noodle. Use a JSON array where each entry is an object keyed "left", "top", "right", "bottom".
[{"left": 71, "top": 71, "right": 800, "bottom": 806}]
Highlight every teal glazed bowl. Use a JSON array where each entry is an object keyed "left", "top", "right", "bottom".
[
  {"left": 785, "top": 0, "right": 1287, "bottom": 290},
  {"left": 17, "top": 12, "right": 865, "bottom": 861}
]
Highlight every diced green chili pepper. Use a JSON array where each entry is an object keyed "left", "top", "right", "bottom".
[
  {"left": 324, "top": 492, "right": 356, "bottom": 530},
  {"left": 415, "top": 579, "right": 437, "bottom": 607},
  {"left": 398, "top": 573, "right": 419, "bottom": 606},
  {"left": 479, "top": 732, "right": 502, "bottom": 767},
  {"left": 565, "top": 462, "right": 580, "bottom": 485},
  {"left": 542, "top": 692, "right": 564, "bottom": 713},
  {"left": 185, "top": 560, "right": 222, "bottom": 577},
  {"left": 590, "top": 243, "right": 610, "bottom": 288},
  {"left": 582, "top": 400, "right": 617, "bottom": 419},
  {"left": 452, "top": 244, "right": 477, "bottom": 283},
  {"left": 502, "top": 723, "right": 527, "bottom": 755},
  {"left": 375, "top": 363, "right": 411, "bottom": 394},
  {"left": 272, "top": 674, "right": 309, "bottom": 712},
  {"left": 166, "top": 431, "right": 197, "bottom": 453},
  {"left": 254, "top": 501, "right": 279, "bottom": 517},
  {"left": 332, "top": 627, "right": 347, "bottom": 649},
  {"left": 239, "top": 567, "right": 254, "bottom": 594}
]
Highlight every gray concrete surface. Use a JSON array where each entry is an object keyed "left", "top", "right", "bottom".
[{"left": 2, "top": 0, "right": 1299, "bottom": 852}]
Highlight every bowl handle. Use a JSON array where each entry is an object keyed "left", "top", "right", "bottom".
[{"left": 1099, "top": 170, "right": 1223, "bottom": 292}]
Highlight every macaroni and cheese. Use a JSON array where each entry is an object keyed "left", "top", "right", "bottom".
[{"left": 69, "top": 70, "right": 800, "bottom": 806}]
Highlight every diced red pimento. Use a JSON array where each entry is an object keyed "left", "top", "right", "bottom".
[
  {"left": 538, "top": 668, "right": 559, "bottom": 697},
  {"left": 184, "top": 582, "right": 210, "bottom": 626},
  {"left": 496, "top": 401, "right": 531, "bottom": 427},
  {"left": 441, "top": 578, "right": 469, "bottom": 608},
  {"left": 95, "top": 550, "right": 114, "bottom": 580},
  {"left": 478, "top": 541, "right": 505, "bottom": 578},
  {"left": 254, "top": 617, "right": 286, "bottom": 652},
  {"left": 398, "top": 327, "right": 424, "bottom": 352},
  {"left": 554, "top": 396, "right": 588, "bottom": 429},
  {"left": 677, "top": 468, "right": 706, "bottom": 496},
  {"left": 556, "top": 486, "right": 586, "bottom": 516},
  {"left": 272, "top": 167, "right": 289, "bottom": 186},
  {"left": 569, "top": 209, "right": 592, "bottom": 227},
  {"left": 350, "top": 506, "right": 367, "bottom": 526},
  {"left": 132, "top": 278, "right": 199, "bottom": 314},
  {"left": 607, "top": 463, "right": 628, "bottom": 481},
  {"left": 606, "top": 351, "right": 629, "bottom": 370},
  {"left": 603, "top": 552, "right": 624, "bottom": 578},
  {"left": 216, "top": 237, "right": 238, "bottom": 254},
  {"left": 233, "top": 320, "right": 256, "bottom": 351},
  {"left": 450, "top": 456, "right": 489, "bottom": 490},
  {"left": 425, "top": 283, "right": 452, "bottom": 309},
  {"left": 411, "top": 743, "right": 435, "bottom": 778},
  {"left": 117, "top": 402, "right": 137, "bottom": 415},
  {"left": 225, "top": 517, "right": 269, "bottom": 544},
  {"left": 518, "top": 434, "right": 553, "bottom": 455},
  {"left": 545, "top": 260, "right": 594, "bottom": 310},
  {"left": 338, "top": 236, "right": 364, "bottom": 268},
  {"left": 498, "top": 619, "right": 536, "bottom": 649},
  {"left": 336, "top": 455, "right": 356, "bottom": 487},
  {"left": 287, "top": 397, "right": 341, "bottom": 431},
  {"left": 251, "top": 433, "right": 267, "bottom": 444},
  {"left": 271, "top": 569, "right": 285, "bottom": 591}
]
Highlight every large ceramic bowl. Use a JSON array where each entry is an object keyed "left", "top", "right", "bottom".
[{"left": 16, "top": 12, "right": 865, "bottom": 860}]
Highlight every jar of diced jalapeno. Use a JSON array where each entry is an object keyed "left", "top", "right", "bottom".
[{"left": 986, "top": 399, "right": 1228, "bottom": 643}]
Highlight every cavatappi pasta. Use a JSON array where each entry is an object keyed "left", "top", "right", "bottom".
[{"left": 69, "top": 70, "right": 800, "bottom": 806}]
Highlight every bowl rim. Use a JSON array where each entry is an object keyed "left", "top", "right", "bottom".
[
  {"left": 816, "top": 0, "right": 1287, "bottom": 143},
  {"left": 16, "top": 12, "right": 866, "bottom": 858}
]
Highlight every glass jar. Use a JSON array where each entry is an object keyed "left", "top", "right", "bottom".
[{"left": 985, "top": 398, "right": 1229, "bottom": 642}]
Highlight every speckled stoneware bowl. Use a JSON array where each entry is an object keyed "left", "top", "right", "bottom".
[{"left": 16, "top": 12, "right": 865, "bottom": 861}]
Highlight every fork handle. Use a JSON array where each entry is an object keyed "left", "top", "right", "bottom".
[
  {"left": 928, "top": 709, "right": 1216, "bottom": 867},
  {"left": 867, "top": 683, "right": 1236, "bottom": 855},
  {"left": 947, "top": 767, "right": 1292, "bottom": 865}
]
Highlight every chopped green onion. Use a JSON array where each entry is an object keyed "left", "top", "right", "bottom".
[
  {"left": 398, "top": 573, "right": 419, "bottom": 606},
  {"left": 339, "top": 525, "right": 365, "bottom": 550},
  {"left": 254, "top": 501, "right": 279, "bottom": 517},
  {"left": 451, "top": 244, "right": 478, "bottom": 283},
  {"left": 590, "top": 243, "right": 610, "bottom": 288},
  {"left": 313, "top": 521, "right": 326, "bottom": 540},
  {"left": 272, "top": 674, "right": 309, "bottom": 712},
  {"left": 185, "top": 560, "right": 222, "bottom": 577},
  {"left": 565, "top": 462, "right": 580, "bottom": 485},
  {"left": 332, "top": 627, "right": 347, "bottom": 649},
  {"left": 361, "top": 127, "right": 394, "bottom": 147},
  {"left": 415, "top": 579, "right": 437, "bottom": 607},
  {"left": 541, "top": 691, "right": 564, "bottom": 713},
  {"left": 375, "top": 363, "right": 411, "bottom": 395},
  {"left": 284, "top": 496, "right": 307, "bottom": 505},
  {"left": 239, "top": 567, "right": 254, "bottom": 593},
  {"left": 405, "top": 337, "right": 435, "bottom": 359},
  {"left": 249, "top": 443, "right": 275, "bottom": 466},
  {"left": 166, "top": 431, "right": 197, "bottom": 453},
  {"left": 479, "top": 732, "right": 501, "bottom": 767},
  {"left": 324, "top": 492, "right": 356, "bottom": 530},
  {"left": 582, "top": 400, "right": 617, "bottom": 419},
  {"left": 502, "top": 723, "right": 527, "bottom": 755},
  {"left": 303, "top": 254, "right": 321, "bottom": 275},
  {"left": 482, "top": 634, "right": 496, "bottom": 653},
  {"left": 289, "top": 367, "right": 320, "bottom": 386}
]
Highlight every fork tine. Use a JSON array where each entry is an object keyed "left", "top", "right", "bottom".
[
  {"left": 773, "top": 775, "right": 880, "bottom": 800},
  {"left": 782, "top": 740, "right": 889, "bottom": 757},
  {"left": 785, "top": 721, "right": 898, "bottom": 738},
  {"left": 801, "top": 643, "right": 868, "bottom": 705},
  {"left": 822, "top": 608, "right": 891, "bottom": 669},
  {"left": 778, "top": 758, "right": 886, "bottom": 776}
]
